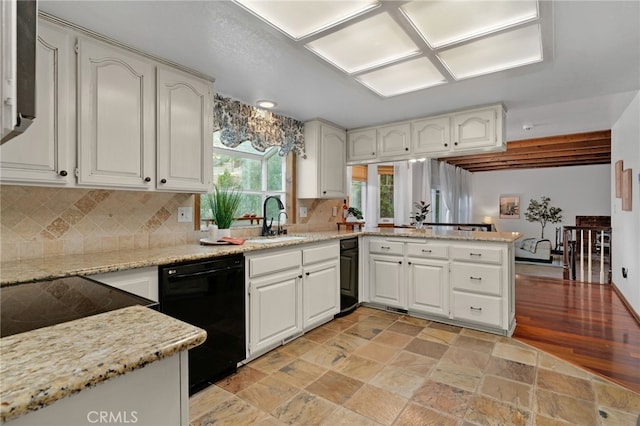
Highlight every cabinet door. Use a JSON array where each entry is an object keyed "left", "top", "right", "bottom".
[
  {"left": 452, "top": 108, "right": 496, "bottom": 151},
  {"left": 369, "top": 254, "right": 405, "bottom": 308},
  {"left": 249, "top": 270, "right": 302, "bottom": 355},
  {"left": 320, "top": 124, "right": 346, "bottom": 198},
  {"left": 407, "top": 258, "right": 449, "bottom": 317},
  {"left": 346, "top": 129, "right": 377, "bottom": 163},
  {"left": 377, "top": 123, "right": 410, "bottom": 158},
  {"left": 157, "top": 67, "right": 213, "bottom": 192},
  {"left": 77, "top": 38, "right": 155, "bottom": 189},
  {"left": 412, "top": 116, "right": 451, "bottom": 155},
  {"left": 303, "top": 261, "right": 339, "bottom": 329},
  {"left": 1, "top": 20, "right": 73, "bottom": 185}
]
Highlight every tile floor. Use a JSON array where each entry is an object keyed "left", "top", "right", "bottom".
[{"left": 189, "top": 307, "right": 640, "bottom": 425}]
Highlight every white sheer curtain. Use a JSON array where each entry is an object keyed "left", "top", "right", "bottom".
[
  {"left": 439, "top": 161, "right": 472, "bottom": 222},
  {"left": 411, "top": 160, "right": 432, "bottom": 223},
  {"left": 393, "top": 162, "right": 411, "bottom": 225},
  {"left": 365, "top": 164, "right": 378, "bottom": 227}
]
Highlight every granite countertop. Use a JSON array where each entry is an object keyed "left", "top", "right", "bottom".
[
  {"left": 0, "top": 305, "right": 206, "bottom": 423},
  {"left": 0, "top": 229, "right": 521, "bottom": 285}
]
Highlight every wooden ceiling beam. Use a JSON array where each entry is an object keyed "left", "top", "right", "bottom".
[{"left": 445, "top": 147, "right": 611, "bottom": 166}]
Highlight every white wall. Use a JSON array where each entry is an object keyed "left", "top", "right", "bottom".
[
  {"left": 471, "top": 165, "right": 611, "bottom": 246},
  {"left": 611, "top": 92, "right": 639, "bottom": 316}
]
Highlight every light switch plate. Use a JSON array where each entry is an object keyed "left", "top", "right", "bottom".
[
  {"left": 178, "top": 207, "right": 193, "bottom": 223},
  {"left": 299, "top": 207, "right": 308, "bottom": 218}
]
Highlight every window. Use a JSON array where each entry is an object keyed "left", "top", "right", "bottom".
[
  {"left": 200, "top": 132, "right": 286, "bottom": 229},
  {"left": 378, "top": 165, "right": 394, "bottom": 223},
  {"left": 349, "top": 165, "right": 367, "bottom": 218}
]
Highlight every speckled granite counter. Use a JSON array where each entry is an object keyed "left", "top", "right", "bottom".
[
  {"left": 0, "top": 229, "right": 521, "bottom": 285},
  {"left": 0, "top": 305, "right": 206, "bottom": 422}
]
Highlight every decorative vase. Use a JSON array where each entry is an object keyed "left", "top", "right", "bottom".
[{"left": 415, "top": 222, "right": 424, "bottom": 230}]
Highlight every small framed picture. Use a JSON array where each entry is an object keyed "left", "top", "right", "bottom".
[{"left": 500, "top": 195, "right": 520, "bottom": 219}]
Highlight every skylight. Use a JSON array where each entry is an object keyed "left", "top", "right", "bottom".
[{"left": 232, "top": 0, "right": 547, "bottom": 98}]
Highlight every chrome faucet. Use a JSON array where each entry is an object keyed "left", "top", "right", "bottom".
[{"left": 261, "top": 196, "right": 285, "bottom": 236}]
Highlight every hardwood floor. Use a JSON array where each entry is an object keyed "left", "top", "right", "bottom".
[{"left": 513, "top": 271, "right": 640, "bottom": 394}]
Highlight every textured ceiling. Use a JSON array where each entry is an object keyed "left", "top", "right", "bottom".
[{"left": 39, "top": 1, "right": 640, "bottom": 144}]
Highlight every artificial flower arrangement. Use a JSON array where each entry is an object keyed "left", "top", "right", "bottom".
[{"left": 412, "top": 201, "right": 431, "bottom": 226}]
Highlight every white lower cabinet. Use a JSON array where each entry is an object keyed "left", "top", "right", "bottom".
[
  {"left": 246, "top": 241, "right": 340, "bottom": 357},
  {"left": 364, "top": 237, "right": 515, "bottom": 335},
  {"left": 87, "top": 266, "right": 158, "bottom": 302}
]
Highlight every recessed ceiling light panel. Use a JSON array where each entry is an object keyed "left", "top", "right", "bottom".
[
  {"left": 438, "top": 24, "right": 543, "bottom": 80},
  {"left": 256, "top": 100, "right": 277, "bottom": 109},
  {"left": 401, "top": 0, "right": 539, "bottom": 48},
  {"left": 234, "top": 0, "right": 380, "bottom": 40},
  {"left": 305, "top": 12, "right": 421, "bottom": 74},
  {"left": 356, "top": 57, "right": 446, "bottom": 97}
]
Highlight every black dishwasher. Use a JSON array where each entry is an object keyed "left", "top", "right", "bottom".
[
  {"left": 338, "top": 237, "right": 359, "bottom": 315},
  {"left": 159, "top": 254, "right": 245, "bottom": 395}
]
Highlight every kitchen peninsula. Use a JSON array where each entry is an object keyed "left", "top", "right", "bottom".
[{"left": 0, "top": 228, "right": 520, "bottom": 424}]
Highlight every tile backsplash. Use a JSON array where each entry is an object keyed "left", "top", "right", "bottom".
[{"left": 0, "top": 185, "right": 345, "bottom": 262}]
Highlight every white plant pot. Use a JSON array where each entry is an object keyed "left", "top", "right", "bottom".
[{"left": 218, "top": 228, "right": 231, "bottom": 238}]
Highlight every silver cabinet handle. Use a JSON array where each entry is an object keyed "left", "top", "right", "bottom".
[
  {"left": 469, "top": 252, "right": 482, "bottom": 257},
  {"left": 470, "top": 306, "right": 482, "bottom": 311},
  {"left": 421, "top": 249, "right": 432, "bottom": 253},
  {"left": 470, "top": 276, "right": 482, "bottom": 281},
  {"left": 381, "top": 246, "right": 391, "bottom": 250}
]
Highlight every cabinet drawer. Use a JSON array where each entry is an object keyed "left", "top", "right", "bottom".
[
  {"left": 452, "top": 291, "right": 502, "bottom": 327},
  {"left": 407, "top": 243, "right": 448, "bottom": 260},
  {"left": 450, "top": 246, "right": 502, "bottom": 264},
  {"left": 451, "top": 262, "right": 502, "bottom": 296},
  {"left": 368, "top": 240, "right": 404, "bottom": 256},
  {"left": 303, "top": 242, "right": 339, "bottom": 265},
  {"left": 249, "top": 250, "right": 302, "bottom": 277}
]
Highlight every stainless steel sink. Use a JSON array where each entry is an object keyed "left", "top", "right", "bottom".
[{"left": 248, "top": 236, "right": 307, "bottom": 244}]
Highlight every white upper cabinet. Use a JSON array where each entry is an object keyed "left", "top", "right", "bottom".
[
  {"left": 346, "top": 128, "right": 376, "bottom": 163},
  {"left": 0, "top": 20, "right": 74, "bottom": 185},
  {"left": 298, "top": 120, "right": 346, "bottom": 199},
  {"left": 156, "top": 67, "right": 213, "bottom": 192},
  {"left": 377, "top": 123, "right": 411, "bottom": 158},
  {"left": 411, "top": 116, "right": 451, "bottom": 155},
  {"left": 451, "top": 106, "right": 503, "bottom": 152},
  {"left": 77, "top": 37, "right": 156, "bottom": 189}
]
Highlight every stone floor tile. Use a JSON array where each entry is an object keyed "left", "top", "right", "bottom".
[
  {"left": 323, "top": 406, "right": 381, "bottom": 425},
  {"left": 272, "top": 390, "right": 338, "bottom": 426},
  {"left": 354, "top": 341, "right": 402, "bottom": 363},
  {"left": 593, "top": 380, "right": 640, "bottom": 412},
  {"left": 394, "top": 402, "right": 459, "bottom": 426},
  {"left": 189, "top": 385, "right": 233, "bottom": 420},
  {"left": 453, "top": 335, "right": 496, "bottom": 353},
  {"left": 465, "top": 395, "right": 531, "bottom": 426},
  {"left": 441, "top": 346, "right": 491, "bottom": 371},
  {"left": 301, "top": 343, "right": 349, "bottom": 369},
  {"left": 430, "top": 360, "right": 483, "bottom": 392},
  {"left": 459, "top": 328, "right": 500, "bottom": 342},
  {"left": 304, "top": 325, "right": 340, "bottom": 343},
  {"left": 215, "top": 366, "right": 267, "bottom": 394},
  {"left": 324, "top": 332, "right": 369, "bottom": 353},
  {"left": 236, "top": 376, "right": 300, "bottom": 414},
  {"left": 272, "top": 359, "right": 327, "bottom": 388},
  {"left": 537, "top": 352, "right": 592, "bottom": 379},
  {"left": 250, "top": 349, "right": 297, "bottom": 374},
  {"left": 535, "top": 389, "right": 599, "bottom": 426},
  {"left": 486, "top": 356, "right": 536, "bottom": 385},
  {"left": 387, "top": 321, "right": 424, "bottom": 336},
  {"left": 389, "top": 350, "right": 438, "bottom": 376},
  {"left": 372, "top": 330, "right": 414, "bottom": 348},
  {"left": 345, "top": 384, "right": 408, "bottom": 425},
  {"left": 405, "top": 337, "right": 449, "bottom": 359},
  {"left": 399, "top": 315, "right": 431, "bottom": 327},
  {"left": 536, "top": 368, "right": 595, "bottom": 401},
  {"left": 322, "top": 316, "right": 357, "bottom": 332},
  {"left": 427, "top": 322, "right": 462, "bottom": 334},
  {"left": 191, "top": 396, "right": 268, "bottom": 426},
  {"left": 532, "top": 414, "right": 575, "bottom": 425},
  {"left": 417, "top": 327, "right": 459, "bottom": 345},
  {"left": 305, "top": 370, "right": 364, "bottom": 405},
  {"left": 370, "top": 365, "right": 427, "bottom": 398},
  {"left": 277, "top": 337, "right": 320, "bottom": 357},
  {"left": 597, "top": 405, "right": 640, "bottom": 425},
  {"left": 479, "top": 375, "right": 532, "bottom": 409},
  {"left": 411, "top": 379, "right": 473, "bottom": 417},
  {"left": 335, "top": 354, "right": 385, "bottom": 382},
  {"left": 345, "top": 322, "right": 386, "bottom": 340},
  {"left": 492, "top": 341, "right": 538, "bottom": 366}
]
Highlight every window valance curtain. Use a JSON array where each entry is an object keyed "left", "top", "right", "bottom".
[{"left": 213, "top": 94, "right": 305, "bottom": 157}]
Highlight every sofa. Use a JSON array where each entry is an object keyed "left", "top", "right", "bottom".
[{"left": 515, "top": 238, "right": 552, "bottom": 263}]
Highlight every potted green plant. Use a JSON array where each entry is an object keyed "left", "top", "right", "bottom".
[
  {"left": 524, "top": 196, "right": 563, "bottom": 239},
  {"left": 347, "top": 207, "right": 363, "bottom": 221},
  {"left": 412, "top": 201, "right": 431, "bottom": 229},
  {"left": 205, "top": 184, "right": 242, "bottom": 236}
]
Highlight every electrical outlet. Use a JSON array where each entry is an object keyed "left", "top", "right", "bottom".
[
  {"left": 332, "top": 206, "right": 337, "bottom": 216},
  {"left": 299, "top": 207, "right": 307, "bottom": 218},
  {"left": 178, "top": 207, "right": 193, "bottom": 223}
]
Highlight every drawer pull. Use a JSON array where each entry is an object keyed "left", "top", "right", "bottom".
[
  {"left": 398, "top": 261, "right": 402, "bottom": 265},
  {"left": 470, "top": 306, "right": 483, "bottom": 311},
  {"left": 421, "top": 249, "right": 432, "bottom": 253},
  {"left": 381, "top": 246, "right": 391, "bottom": 250},
  {"left": 469, "top": 252, "right": 482, "bottom": 257},
  {"left": 470, "top": 276, "right": 482, "bottom": 281}
]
